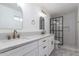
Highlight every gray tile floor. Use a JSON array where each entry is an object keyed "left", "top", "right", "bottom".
[{"left": 50, "top": 47, "right": 79, "bottom": 56}]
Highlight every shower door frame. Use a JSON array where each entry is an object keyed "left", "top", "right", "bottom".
[{"left": 50, "top": 16, "right": 63, "bottom": 45}]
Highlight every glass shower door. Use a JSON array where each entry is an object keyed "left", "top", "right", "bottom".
[{"left": 50, "top": 16, "right": 63, "bottom": 45}]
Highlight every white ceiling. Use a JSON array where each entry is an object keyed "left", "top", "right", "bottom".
[{"left": 36, "top": 3, "right": 78, "bottom": 17}]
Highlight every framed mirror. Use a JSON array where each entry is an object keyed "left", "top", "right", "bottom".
[
  {"left": 0, "top": 3, "right": 23, "bottom": 29},
  {"left": 39, "top": 17, "right": 45, "bottom": 30}
]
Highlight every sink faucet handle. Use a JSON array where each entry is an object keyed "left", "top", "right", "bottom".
[
  {"left": 7, "top": 35, "right": 11, "bottom": 40},
  {"left": 17, "top": 34, "right": 20, "bottom": 38}
]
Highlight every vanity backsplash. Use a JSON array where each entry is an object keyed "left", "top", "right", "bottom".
[{"left": 0, "top": 31, "right": 42, "bottom": 40}]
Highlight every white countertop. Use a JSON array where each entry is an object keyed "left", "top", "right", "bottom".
[{"left": 0, "top": 34, "right": 54, "bottom": 53}]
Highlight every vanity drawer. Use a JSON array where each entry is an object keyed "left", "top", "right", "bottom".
[
  {"left": 39, "top": 37, "right": 49, "bottom": 46},
  {"left": 39, "top": 43, "right": 49, "bottom": 56},
  {"left": 0, "top": 41, "right": 38, "bottom": 56}
]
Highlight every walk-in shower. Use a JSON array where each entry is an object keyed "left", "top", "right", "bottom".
[{"left": 50, "top": 16, "right": 63, "bottom": 45}]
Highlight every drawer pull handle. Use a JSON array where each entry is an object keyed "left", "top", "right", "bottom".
[
  {"left": 43, "top": 46, "right": 46, "bottom": 49},
  {"left": 43, "top": 40, "right": 46, "bottom": 42}
]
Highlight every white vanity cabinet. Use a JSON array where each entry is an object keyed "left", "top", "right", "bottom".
[
  {"left": 39, "top": 37, "right": 49, "bottom": 56},
  {"left": 48, "top": 36, "right": 54, "bottom": 55},
  {"left": 38, "top": 35, "right": 54, "bottom": 56},
  {"left": 24, "top": 48, "right": 39, "bottom": 56},
  {"left": 0, "top": 41, "right": 39, "bottom": 56},
  {"left": 0, "top": 35, "right": 54, "bottom": 56}
]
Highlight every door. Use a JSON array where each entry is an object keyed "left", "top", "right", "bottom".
[{"left": 48, "top": 36, "right": 54, "bottom": 55}]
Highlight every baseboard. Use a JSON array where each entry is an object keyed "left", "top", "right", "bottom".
[{"left": 62, "top": 46, "right": 79, "bottom": 52}]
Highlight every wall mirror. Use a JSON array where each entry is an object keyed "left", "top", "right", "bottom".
[
  {"left": 0, "top": 3, "right": 23, "bottom": 29},
  {"left": 39, "top": 17, "right": 45, "bottom": 30}
]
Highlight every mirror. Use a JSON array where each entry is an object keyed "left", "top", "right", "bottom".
[
  {"left": 0, "top": 3, "right": 23, "bottom": 29},
  {"left": 39, "top": 17, "right": 45, "bottom": 30}
]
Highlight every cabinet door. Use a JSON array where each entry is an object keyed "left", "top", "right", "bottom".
[
  {"left": 0, "top": 41, "right": 38, "bottom": 56},
  {"left": 48, "top": 36, "right": 54, "bottom": 55},
  {"left": 23, "top": 48, "right": 39, "bottom": 56},
  {"left": 39, "top": 42, "right": 49, "bottom": 56},
  {"left": 50, "top": 36, "right": 54, "bottom": 51}
]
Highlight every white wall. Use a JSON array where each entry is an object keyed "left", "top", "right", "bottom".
[
  {"left": 20, "top": 3, "right": 50, "bottom": 33},
  {"left": 0, "top": 3, "right": 50, "bottom": 34},
  {"left": 22, "top": 4, "right": 40, "bottom": 32},
  {"left": 45, "top": 16, "right": 50, "bottom": 33},
  {"left": 63, "top": 10, "right": 77, "bottom": 48},
  {"left": 77, "top": 6, "right": 79, "bottom": 49}
]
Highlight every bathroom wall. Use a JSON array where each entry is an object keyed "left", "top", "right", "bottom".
[
  {"left": 63, "top": 10, "right": 77, "bottom": 49},
  {"left": 0, "top": 3, "right": 50, "bottom": 40},
  {"left": 20, "top": 3, "right": 50, "bottom": 33},
  {"left": 0, "top": 3, "right": 50, "bottom": 33},
  {"left": 77, "top": 6, "right": 79, "bottom": 49},
  {"left": 21, "top": 4, "right": 40, "bottom": 32}
]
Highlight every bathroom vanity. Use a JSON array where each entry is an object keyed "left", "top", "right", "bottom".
[
  {"left": 0, "top": 3, "right": 54, "bottom": 56},
  {"left": 0, "top": 34, "right": 54, "bottom": 56}
]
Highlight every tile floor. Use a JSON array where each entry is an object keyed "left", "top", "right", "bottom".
[{"left": 50, "top": 47, "right": 79, "bottom": 56}]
